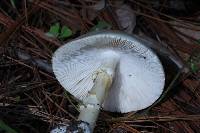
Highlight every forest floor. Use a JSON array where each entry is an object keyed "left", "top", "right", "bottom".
[{"left": 0, "top": 0, "right": 200, "bottom": 133}]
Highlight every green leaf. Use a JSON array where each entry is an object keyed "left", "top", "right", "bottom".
[
  {"left": 46, "top": 23, "right": 73, "bottom": 39},
  {"left": 59, "top": 26, "right": 72, "bottom": 39},
  {"left": 10, "top": 0, "right": 16, "bottom": 8},
  {"left": 15, "top": 96, "right": 20, "bottom": 102},
  {"left": 91, "top": 21, "right": 112, "bottom": 31},
  {"left": 0, "top": 120, "right": 18, "bottom": 133},
  {"left": 196, "top": 39, "right": 200, "bottom": 45},
  {"left": 47, "top": 23, "right": 60, "bottom": 38},
  {"left": 190, "top": 62, "right": 199, "bottom": 73}
]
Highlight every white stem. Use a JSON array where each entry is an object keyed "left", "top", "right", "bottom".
[
  {"left": 78, "top": 52, "right": 119, "bottom": 132},
  {"left": 78, "top": 72, "right": 112, "bottom": 131}
]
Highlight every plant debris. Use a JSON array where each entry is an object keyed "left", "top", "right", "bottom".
[{"left": 0, "top": 0, "right": 200, "bottom": 132}]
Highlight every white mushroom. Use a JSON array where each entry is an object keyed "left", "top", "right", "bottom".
[{"left": 52, "top": 31, "right": 165, "bottom": 131}]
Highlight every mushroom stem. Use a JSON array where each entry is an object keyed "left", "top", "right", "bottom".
[
  {"left": 78, "top": 71, "right": 112, "bottom": 131},
  {"left": 78, "top": 52, "right": 119, "bottom": 131}
]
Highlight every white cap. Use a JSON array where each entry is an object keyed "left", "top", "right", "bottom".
[{"left": 52, "top": 31, "right": 165, "bottom": 113}]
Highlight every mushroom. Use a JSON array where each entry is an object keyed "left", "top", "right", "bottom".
[{"left": 52, "top": 31, "right": 165, "bottom": 132}]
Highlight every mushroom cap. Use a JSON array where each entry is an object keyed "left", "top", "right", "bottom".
[{"left": 52, "top": 31, "right": 165, "bottom": 113}]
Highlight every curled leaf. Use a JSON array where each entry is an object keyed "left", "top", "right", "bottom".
[{"left": 116, "top": 4, "right": 136, "bottom": 33}]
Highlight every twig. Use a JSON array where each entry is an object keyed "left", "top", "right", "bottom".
[
  {"left": 4, "top": 55, "right": 54, "bottom": 78},
  {"left": 42, "top": 91, "right": 77, "bottom": 120}
]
